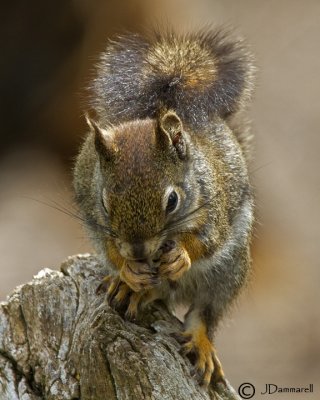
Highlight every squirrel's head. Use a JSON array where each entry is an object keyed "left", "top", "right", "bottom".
[{"left": 87, "top": 111, "right": 202, "bottom": 261}]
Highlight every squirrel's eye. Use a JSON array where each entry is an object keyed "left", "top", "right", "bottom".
[{"left": 166, "top": 191, "right": 179, "bottom": 214}]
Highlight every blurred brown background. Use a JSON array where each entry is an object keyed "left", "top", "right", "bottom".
[{"left": 0, "top": 0, "right": 319, "bottom": 398}]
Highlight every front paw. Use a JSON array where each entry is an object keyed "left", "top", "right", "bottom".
[
  {"left": 159, "top": 241, "right": 191, "bottom": 281},
  {"left": 97, "top": 274, "right": 146, "bottom": 320},
  {"left": 120, "top": 260, "right": 159, "bottom": 292}
]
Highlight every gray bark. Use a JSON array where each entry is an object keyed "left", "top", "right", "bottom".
[{"left": 0, "top": 254, "right": 241, "bottom": 400}]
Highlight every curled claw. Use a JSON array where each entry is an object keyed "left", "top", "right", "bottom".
[
  {"left": 96, "top": 273, "right": 146, "bottom": 320},
  {"left": 174, "top": 326, "right": 226, "bottom": 387},
  {"left": 96, "top": 267, "right": 160, "bottom": 320},
  {"left": 96, "top": 275, "right": 113, "bottom": 294},
  {"left": 103, "top": 275, "right": 143, "bottom": 319},
  {"left": 211, "top": 350, "right": 226, "bottom": 386},
  {"left": 104, "top": 276, "right": 131, "bottom": 314},
  {"left": 124, "top": 291, "right": 145, "bottom": 321},
  {"left": 160, "top": 240, "right": 176, "bottom": 253},
  {"left": 125, "top": 288, "right": 160, "bottom": 321},
  {"left": 106, "top": 276, "right": 122, "bottom": 305},
  {"left": 159, "top": 244, "right": 191, "bottom": 281},
  {"left": 110, "top": 281, "right": 132, "bottom": 311},
  {"left": 120, "top": 260, "right": 159, "bottom": 292},
  {"left": 170, "top": 331, "right": 193, "bottom": 345},
  {"left": 182, "top": 339, "right": 222, "bottom": 387}
]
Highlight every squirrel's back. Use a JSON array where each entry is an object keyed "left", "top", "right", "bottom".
[{"left": 91, "top": 28, "right": 255, "bottom": 130}]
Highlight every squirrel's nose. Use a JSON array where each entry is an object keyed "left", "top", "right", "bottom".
[
  {"left": 116, "top": 239, "right": 159, "bottom": 261},
  {"left": 131, "top": 242, "right": 145, "bottom": 260}
]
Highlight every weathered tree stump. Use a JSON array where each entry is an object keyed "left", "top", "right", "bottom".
[{"left": 0, "top": 254, "right": 240, "bottom": 399}]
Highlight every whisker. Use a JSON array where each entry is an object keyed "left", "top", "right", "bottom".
[
  {"left": 23, "top": 196, "right": 84, "bottom": 221},
  {"left": 249, "top": 160, "right": 273, "bottom": 174},
  {"left": 41, "top": 197, "right": 84, "bottom": 221},
  {"left": 159, "top": 199, "right": 211, "bottom": 236},
  {"left": 162, "top": 216, "right": 203, "bottom": 235},
  {"left": 22, "top": 196, "right": 117, "bottom": 238}
]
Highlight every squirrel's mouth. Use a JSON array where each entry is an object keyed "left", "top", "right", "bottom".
[
  {"left": 116, "top": 238, "right": 175, "bottom": 265},
  {"left": 115, "top": 236, "right": 162, "bottom": 261}
]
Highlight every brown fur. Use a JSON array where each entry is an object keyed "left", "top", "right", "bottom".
[{"left": 73, "top": 27, "right": 255, "bottom": 388}]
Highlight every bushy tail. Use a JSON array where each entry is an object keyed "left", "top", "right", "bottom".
[{"left": 91, "top": 27, "right": 255, "bottom": 129}]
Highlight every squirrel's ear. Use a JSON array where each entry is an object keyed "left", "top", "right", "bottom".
[
  {"left": 85, "top": 114, "right": 117, "bottom": 161},
  {"left": 157, "top": 111, "right": 187, "bottom": 159}
]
